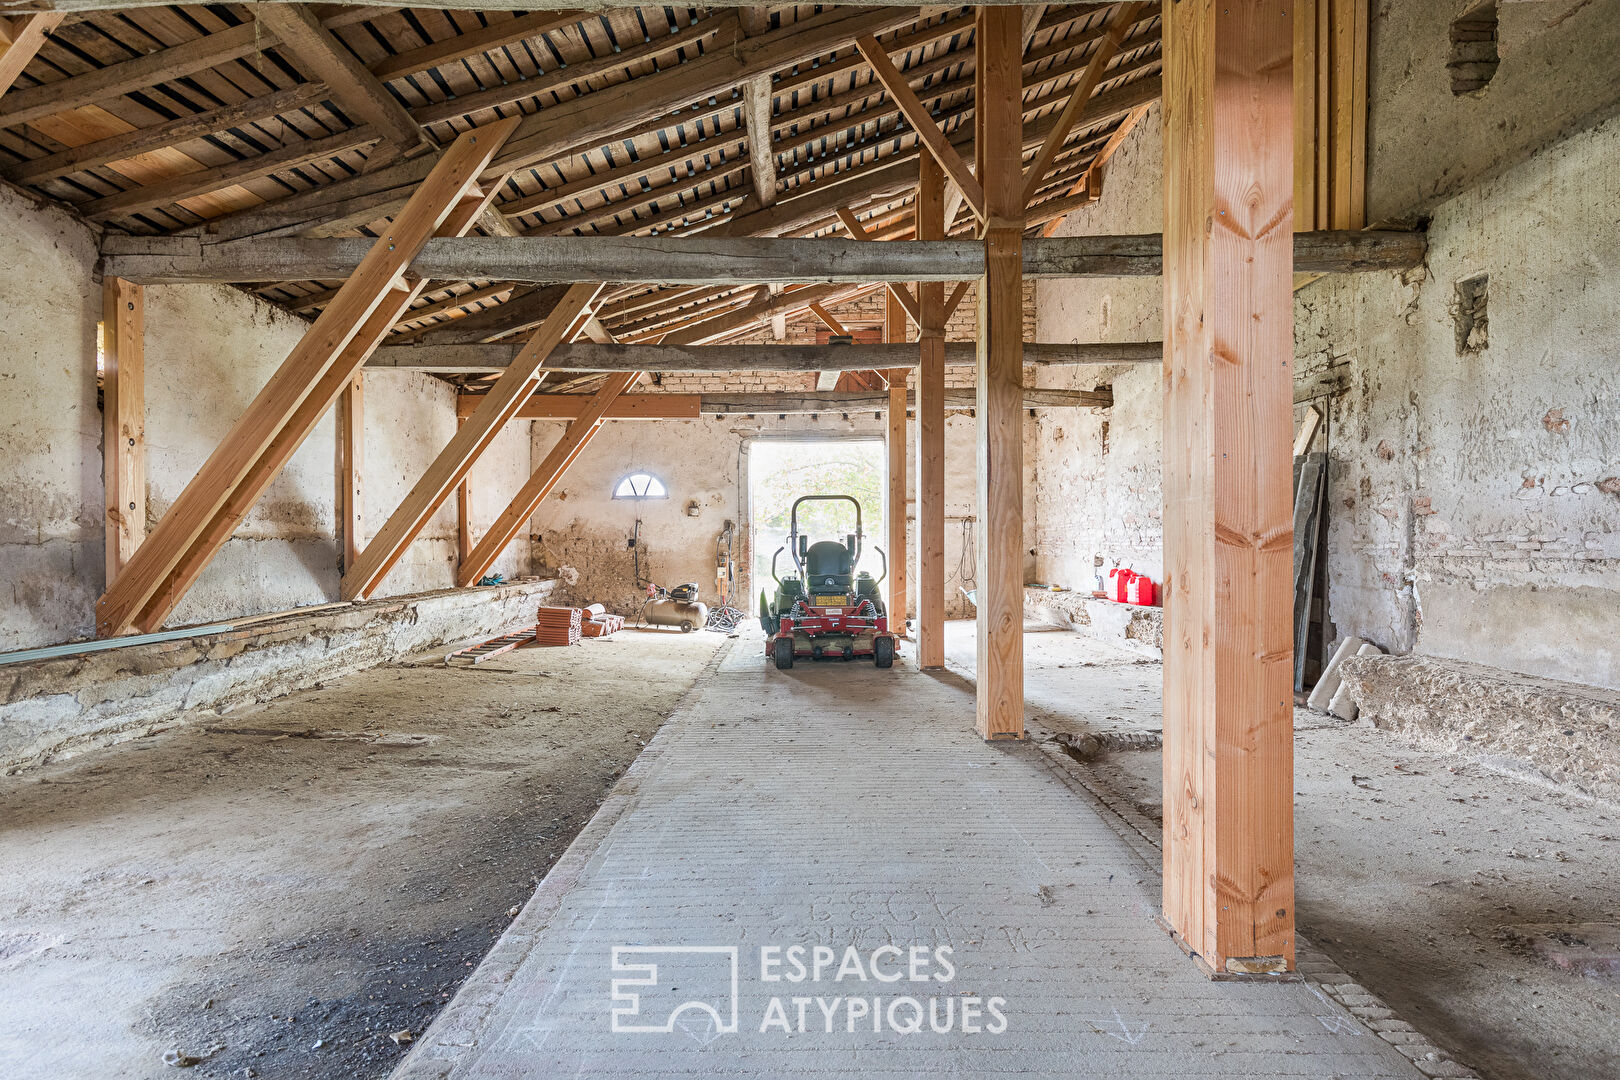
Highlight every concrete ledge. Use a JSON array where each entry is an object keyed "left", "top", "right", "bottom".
[
  {"left": 1341, "top": 653, "right": 1620, "bottom": 802},
  {"left": 1023, "top": 587, "right": 1164, "bottom": 654},
  {"left": 0, "top": 580, "right": 556, "bottom": 772}
]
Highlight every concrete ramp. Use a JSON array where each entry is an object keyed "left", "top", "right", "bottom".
[{"left": 394, "top": 643, "right": 1424, "bottom": 1079}]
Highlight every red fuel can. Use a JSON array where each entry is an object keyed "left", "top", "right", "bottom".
[
  {"left": 1111, "top": 569, "right": 1133, "bottom": 603},
  {"left": 1127, "top": 574, "right": 1156, "bottom": 606}
]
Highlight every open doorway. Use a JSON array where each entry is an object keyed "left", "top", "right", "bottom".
[{"left": 746, "top": 438, "right": 886, "bottom": 612}]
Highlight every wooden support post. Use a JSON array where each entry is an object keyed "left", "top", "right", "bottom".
[
  {"left": 339, "top": 373, "right": 363, "bottom": 572},
  {"left": 975, "top": 5, "right": 1025, "bottom": 741},
  {"left": 916, "top": 153, "right": 947, "bottom": 670},
  {"left": 458, "top": 370, "right": 639, "bottom": 587},
  {"left": 884, "top": 291, "right": 909, "bottom": 634},
  {"left": 1161, "top": 0, "right": 1296, "bottom": 975},
  {"left": 102, "top": 277, "right": 145, "bottom": 585},
  {"left": 96, "top": 120, "right": 518, "bottom": 635},
  {"left": 456, "top": 417, "right": 473, "bottom": 565},
  {"left": 343, "top": 282, "right": 605, "bottom": 600}
]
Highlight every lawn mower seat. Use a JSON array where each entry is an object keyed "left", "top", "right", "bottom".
[{"left": 804, "top": 539, "right": 854, "bottom": 594}]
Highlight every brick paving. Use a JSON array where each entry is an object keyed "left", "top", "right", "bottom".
[{"left": 395, "top": 642, "right": 1427, "bottom": 1079}]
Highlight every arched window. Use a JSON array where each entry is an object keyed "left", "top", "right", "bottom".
[{"left": 613, "top": 472, "right": 668, "bottom": 499}]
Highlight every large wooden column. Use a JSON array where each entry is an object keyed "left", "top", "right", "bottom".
[
  {"left": 1161, "top": 0, "right": 1296, "bottom": 974},
  {"left": 102, "top": 277, "right": 145, "bottom": 585},
  {"left": 974, "top": 5, "right": 1024, "bottom": 740},
  {"left": 883, "top": 291, "right": 908, "bottom": 633},
  {"left": 915, "top": 153, "right": 947, "bottom": 670}
]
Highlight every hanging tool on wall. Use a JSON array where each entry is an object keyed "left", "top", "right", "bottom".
[
  {"left": 706, "top": 520, "right": 745, "bottom": 633},
  {"left": 715, "top": 520, "right": 735, "bottom": 607}
]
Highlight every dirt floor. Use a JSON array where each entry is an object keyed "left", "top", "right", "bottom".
[
  {"left": 0, "top": 627, "right": 725, "bottom": 1080},
  {"left": 945, "top": 621, "right": 1620, "bottom": 1080}
]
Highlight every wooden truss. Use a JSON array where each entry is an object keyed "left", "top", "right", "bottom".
[
  {"left": 95, "top": 118, "right": 520, "bottom": 636},
  {"left": 341, "top": 282, "right": 606, "bottom": 600}
]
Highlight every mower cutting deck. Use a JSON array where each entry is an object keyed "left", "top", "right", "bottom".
[{"left": 759, "top": 495, "right": 897, "bottom": 669}]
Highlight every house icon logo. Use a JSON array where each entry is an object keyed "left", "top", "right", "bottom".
[{"left": 610, "top": 946, "right": 739, "bottom": 1038}]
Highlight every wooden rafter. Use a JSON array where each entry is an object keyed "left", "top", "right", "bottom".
[
  {"left": 1021, "top": 3, "right": 1147, "bottom": 209},
  {"left": 255, "top": 3, "right": 429, "bottom": 158},
  {"left": 1041, "top": 102, "right": 1152, "bottom": 236},
  {"left": 855, "top": 34, "right": 986, "bottom": 221},
  {"left": 0, "top": 12, "right": 63, "bottom": 102}
]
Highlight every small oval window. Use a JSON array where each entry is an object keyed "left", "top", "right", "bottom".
[{"left": 613, "top": 472, "right": 668, "bottom": 499}]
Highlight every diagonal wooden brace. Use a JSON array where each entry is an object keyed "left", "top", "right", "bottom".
[
  {"left": 342, "top": 282, "right": 607, "bottom": 600},
  {"left": 456, "top": 369, "right": 642, "bottom": 588}
]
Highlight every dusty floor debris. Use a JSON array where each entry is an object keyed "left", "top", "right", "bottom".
[{"left": 0, "top": 629, "right": 722, "bottom": 1080}]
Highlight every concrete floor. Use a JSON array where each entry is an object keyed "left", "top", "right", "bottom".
[
  {"left": 942, "top": 622, "right": 1620, "bottom": 1080},
  {"left": 0, "top": 628, "right": 724, "bottom": 1080},
  {"left": 7, "top": 621, "right": 1613, "bottom": 1080},
  {"left": 394, "top": 633, "right": 1427, "bottom": 1079}
]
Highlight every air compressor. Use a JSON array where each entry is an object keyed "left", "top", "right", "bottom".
[{"left": 642, "top": 581, "right": 708, "bottom": 632}]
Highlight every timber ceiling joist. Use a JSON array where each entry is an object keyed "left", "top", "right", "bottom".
[{"left": 0, "top": 2, "right": 1165, "bottom": 358}]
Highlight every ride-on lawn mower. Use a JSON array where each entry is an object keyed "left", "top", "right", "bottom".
[{"left": 759, "top": 495, "right": 897, "bottom": 669}]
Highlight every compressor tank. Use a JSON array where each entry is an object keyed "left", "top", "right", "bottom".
[{"left": 644, "top": 598, "right": 707, "bottom": 632}]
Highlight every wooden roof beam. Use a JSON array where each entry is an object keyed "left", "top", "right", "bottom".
[
  {"left": 369, "top": 340, "right": 1162, "bottom": 374},
  {"left": 466, "top": 386, "right": 1113, "bottom": 420},
  {"left": 187, "top": 6, "right": 925, "bottom": 243},
  {"left": 0, "top": 6, "right": 375, "bottom": 131},
  {"left": 855, "top": 34, "right": 985, "bottom": 221},
  {"left": 256, "top": 4, "right": 429, "bottom": 158},
  {"left": 103, "top": 231, "right": 1426, "bottom": 286}
]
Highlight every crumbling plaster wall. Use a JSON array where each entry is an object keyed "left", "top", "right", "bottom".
[
  {"left": 360, "top": 373, "right": 534, "bottom": 595},
  {"left": 0, "top": 183, "right": 531, "bottom": 650},
  {"left": 0, "top": 186, "right": 102, "bottom": 653},
  {"left": 1365, "top": 0, "right": 1620, "bottom": 224},
  {"left": 1033, "top": 103, "right": 1165, "bottom": 593},
  {"left": 1031, "top": 62, "right": 1620, "bottom": 691},
  {"left": 1300, "top": 108, "right": 1620, "bottom": 688}
]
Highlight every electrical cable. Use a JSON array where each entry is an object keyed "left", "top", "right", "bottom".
[{"left": 957, "top": 517, "right": 977, "bottom": 590}]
